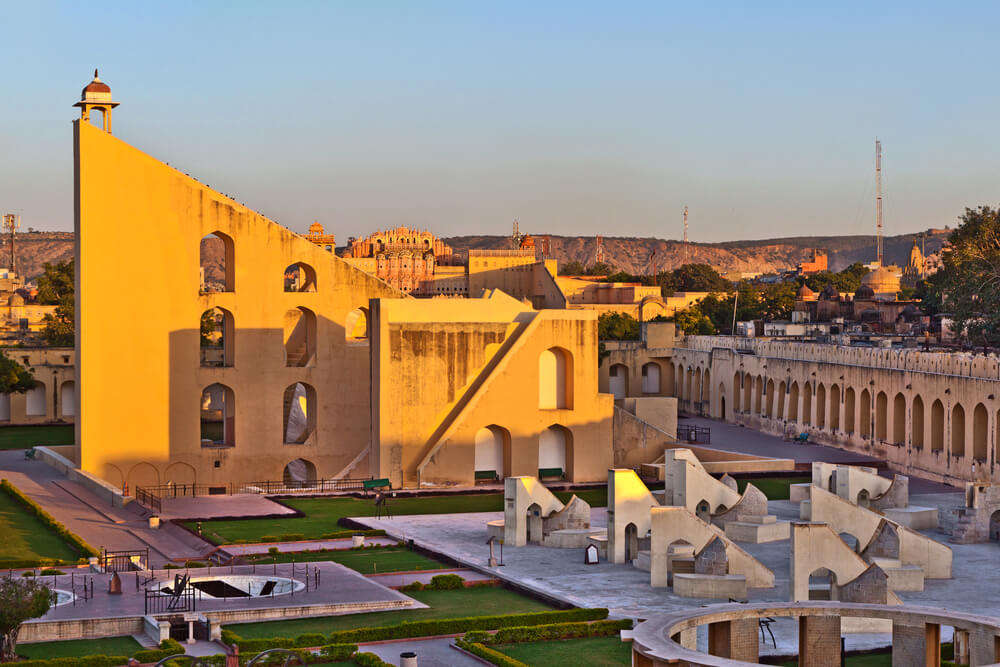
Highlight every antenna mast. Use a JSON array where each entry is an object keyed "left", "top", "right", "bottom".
[
  {"left": 875, "top": 139, "right": 883, "bottom": 266},
  {"left": 682, "top": 206, "right": 689, "bottom": 264},
  {"left": 2, "top": 214, "right": 19, "bottom": 274},
  {"left": 594, "top": 235, "right": 606, "bottom": 267}
]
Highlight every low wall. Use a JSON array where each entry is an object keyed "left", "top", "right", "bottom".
[
  {"left": 20, "top": 615, "right": 146, "bottom": 643},
  {"left": 35, "top": 446, "right": 131, "bottom": 508}
]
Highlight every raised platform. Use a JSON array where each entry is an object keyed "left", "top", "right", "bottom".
[
  {"left": 724, "top": 516, "right": 791, "bottom": 543},
  {"left": 881, "top": 505, "right": 939, "bottom": 530},
  {"left": 543, "top": 528, "right": 603, "bottom": 548},
  {"left": 789, "top": 482, "right": 811, "bottom": 503},
  {"left": 673, "top": 573, "right": 747, "bottom": 600},
  {"left": 870, "top": 558, "right": 925, "bottom": 592}
]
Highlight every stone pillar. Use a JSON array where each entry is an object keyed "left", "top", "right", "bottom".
[
  {"left": 953, "top": 628, "right": 969, "bottom": 666},
  {"left": 798, "top": 614, "right": 841, "bottom": 667},
  {"left": 708, "top": 618, "right": 758, "bottom": 662},
  {"left": 671, "top": 627, "right": 697, "bottom": 650},
  {"left": 187, "top": 619, "right": 195, "bottom": 645},
  {"left": 892, "top": 621, "right": 938, "bottom": 667},
  {"left": 967, "top": 628, "right": 999, "bottom": 666}
]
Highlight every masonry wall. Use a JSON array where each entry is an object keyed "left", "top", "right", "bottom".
[
  {"left": 0, "top": 347, "right": 75, "bottom": 426},
  {"left": 74, "top": 120, "right": 401, "bottom": 490}
]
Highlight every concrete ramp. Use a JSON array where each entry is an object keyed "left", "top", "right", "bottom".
[
  {"left": 649, "top": 506, "right": 774, "bottom": 589},
  {"left": 809, "top": 485, "right": 951, "bottom": 579}
]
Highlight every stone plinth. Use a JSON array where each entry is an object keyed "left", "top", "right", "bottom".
[
  {"left": 586, "top": 533, "right": 608, "bottom": 559},
  {"left": 881, "top": 505, "right": 938, "bottom": 530},
  {"left": 542, "top": 528, "right": 601, "bottom": 548},
  {"left": 633, "top": 550, "right": 650, "bottom": 571},
  {"left": 725, "top": 518, "right": 791, "bottom": 543},
  {"left": 870, "top": 558, "right": 925, "bottom": 592},
  {"left": 790, "top": 482, "right": 811, "bottom": 503},
  {"left": 674, "top": 573, "right": 747, "bottom": 599}
]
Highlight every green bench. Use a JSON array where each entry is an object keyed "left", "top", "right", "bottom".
[
  {"left": 538, "top": 467, "right": 564, "bottom": 479},
  {"left": 474, "top": 470, "right": 498, "bottom": 481},
  {"left": 363, "top": 478, "right": 391, "bottom": 493}
]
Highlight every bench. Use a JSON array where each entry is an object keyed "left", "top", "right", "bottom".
[
  {"left": 538, "top": 467, "right": 564, "bottom": 479},
  {"left": 363, "top": 478, "right": 391, "bottom": 493},
  {"left": 474, "top": 470, "right": 498, "bottom": 481}
]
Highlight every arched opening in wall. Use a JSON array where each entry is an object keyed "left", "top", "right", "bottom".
[
  {"left": 931, "top": 400, "right": 945, "bottom": 451},
  {"left": 25, "top": 382, "right": 46, "bottom": 417},
  {"left": 732, "top": 372, "right": 740, "bottom": 413},
  {"left": 127, "top": 462, "right": 160, "bottom": 490},
  {"left": 742, "top": 375, "right": 752, "bottom": 413},
  {"left": 754, "top": 375, "right": 763, "bottom": 414},
  {"left": 973, "top": 403, "right": 988, "bottom": 461},
  {"left": 875, "top": 391, "right": 888, "bottom": 441},
  {"left": 283, "top": 382, "right": 317, "bottom": 444},
  {"left": 838, "top": 532, "right": 861, "bottom": 552},
  {"left": 829, "top": 384, "right": 841, "bottom": 431},
  {"left": 345, "top": 307, "right": 369, "bottom": 343},
  {"left": 695, "top": 499, "right": 711, "bottom": 522},
  {"left": 538, "top": 347, "right": 573, "bottom": 409},
  {"left": 283, "top": 458, "right": 317, "bottom": 488},
  {"left": 765, "top": 379, "right": 775, "bottom": 417},
  {"left": 788, "top": 382, "right": 799, "bottom": 422},
  {"left": 859, "top": 389, "right": 871, "bottom": 438},
  {"left": 844, "top": 387, "right": 855, "bottom": 434},
  {"left": 673, "top": 365, "right": 683, "bottom": 399},
  {"left": 285, "top": 307, "right": 317, "bottom": 366},
  {"left": 685, "top": 369, "right": 693, "bottom": 402},
  {"left": 164, "top": 462, "right": 197, "bottom": 487},
  {"left": 200, "top": 232, "right": 235, "bottom": 293},
  {"left": 719, "top": 393, "right": 726, "bottom": 421},
  {"left": 777, "top": 381, "right": 786, "bottom": 419},
  {"left": 892, "top": 393, "right": 906, "bottom": 445},
  {"left": 0, "top": 393, "right": 10, "bottom": 421},
  {"left": 60, "top": 381, "right": 75, "bottom": 417},
  {"left": 283, "top": 262, "right": 317, "bottom": 292},
  {"left": 201, "top": 383, "right": 235, "bottom": 447},
  {"left": 816, "top": 384, "right": 826, "bottom": 429},
  {"left": 857, "top": 489, "right": 871, "bottom": 509},
  {"left": 912, "top": 396, "right": 925, "bottom": 450},
  {"left": 538, "top": 425, "right": 571, "bottom": 478},
  {"left": 642, "top": 361, "right": 660, "bottom": 394},
  {"left": 526, "top": 503, "right": 543, "bottom": 544},
  {"left": 693, "top": 368, "right": 702, "bottom": 405},
  {"left": 989, "top": 510, "right": 1000, "bottom": 541},
  {"left": 664, "top": 363, "right": 675, "bottom": 396},
  {"left": 701, "top": 369, "right": 711, "bottom": 405},
  {"left": 200, "top": 307, "right": 234, "bottom": 367},
  {"left": 808, "top": 568, "right": 837, "bottom": 600},
  {"left": 624, "top": 522, "right": 639, "bottom": 563},
  {"left": 802, "top": 383, "right": 812, "bottom": 426},
  {"left": 608, "top": 364, "right": 628, "bottom": 400},
  {"left": 952, "top": 404, "right": 966, "bottom": 457},
  {"left": 827, "top": 470, "right": 837, "bottom": 493},
  {"left": 475, "top": 425, "right": 509, "bottom": 481}
]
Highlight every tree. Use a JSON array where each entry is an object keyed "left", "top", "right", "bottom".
[
  {"left": 597, "top": 312, "right": 640, "bottom": 341},
  {"left": 671, "top": 264, "right": 730, "bottom": 292},
  {"left": 0, "top": 353, "right": 37, "bottom": 395},
  {"left": 558, "top": 260, "right": 586, "bottom": 276},
  {"left": 672, "top": 305, "right": 717, "bottom": 334},
  {"left": 38, "top": 260, "right": 75, "bottom": 347},
  {"left": 0, "top": 577, "right": 53, "bottom": 662},
  {"left": 933, "top": 206, "right": 1000, "bottom": 346}
]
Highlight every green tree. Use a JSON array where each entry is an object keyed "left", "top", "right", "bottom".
[
  {"left": 672, "top": 305, "right": 717, "bottom": 334},
  {"left": 0, "top": 577, "right": 53, "bottom": 662},
  {"left": 37, "top": 260, "right": 75, "bottom": 347},
  {"left": 671, "top": 264, "right": 730, "bottom": 292},
  {"left": 597, "top": 312, "right": 640, "bottom": 341},
  {"left": 0, "top": 352, "right": 37, "bottom": 394},
  {"left": 35, "top": 261, "right": 73, "bottom": 305},
  {"left": 932, "top": 206, "right": 1000, "bottom": 346},
  {"left": 558, "top": 260, "right": 586, "bottom": 276}
]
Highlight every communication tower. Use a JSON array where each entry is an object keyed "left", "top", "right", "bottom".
[
  {"left": 2, "top": 213, "right": 19, "bottom": 273},
  {"left": 875, "top": 139, "right": 884, "bottom": 266},
  {"left": 594, "top": 235, "right": 606, "bottom": 266}
]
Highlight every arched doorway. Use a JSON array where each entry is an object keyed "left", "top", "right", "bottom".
[
  {"left": 641, "top": 362, "right": 661, "bottom": 394},
  {"left": 475, "top": 425, "right": 509, "bottom": 481},
  {"left": 990, "top": 510, "right": 1000, "bottom": 541},
  {"left": 624, "top": 522, "right": 639, "bottom": 563},
  {"left": 608, "top": 364, "right": 628, "bottom": 400},
  {"left": 951, "top": 404, "right": 966, "bottom": 457},
  {"left": 538, "top": 425, "right": 571, "bottom": 479},
  {"left": 539, "top": 347, "right": 573, "bottom": 409},
  {"left": 695, "top": 500, "right": 711, "bottom": 522},
  {"left": 283, "top": 458, "right": 317, "bottom": 488},
  {"left": 526, "top": 503, "right": 543, "bottom": 544}
]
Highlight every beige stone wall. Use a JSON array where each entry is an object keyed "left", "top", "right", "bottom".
[
  {"left": 75, "top": 120, "right": 402, "bottom": 490},
  {"left": 370, "top": 295, "right": 614, "bottom": 487},
  {"left": 670, "top": 335, "right": 1000, "bottom": 486},
  {"left": 1, "top": 347, "right": 75, "bottom": 425}
]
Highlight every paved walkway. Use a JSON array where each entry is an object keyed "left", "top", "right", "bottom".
[
  {"left": 680, "top": 416, "right": 956, "bottom": 494},
  {"left": 159, "top": 494, "right": 297, "bottom": 520},
  {"left": 365, "top": 568, "right": 494, "bottom": 588},
  {"left": 360, "top": 638, "right": 482, "bottom": 666}
]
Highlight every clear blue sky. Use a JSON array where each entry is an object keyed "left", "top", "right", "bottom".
[{"left": 2, "top": 2, "right": 998, "bottom": 242}]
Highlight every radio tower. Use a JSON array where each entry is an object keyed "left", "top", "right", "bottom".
[
  {"left": 594, "top": 235, "right": 606, "bottom": 266},
  {"left": 682, "top": 205, "right": 689, "bottom": 264},
  {"left": 2, "top": 213, "right": 19, "bottom": 273},
  {"left": 875, "top": 139, "right": 884, "bottom": 266},
  {"left": 510, "top": 218, "right": 523, "bottom": 249}
]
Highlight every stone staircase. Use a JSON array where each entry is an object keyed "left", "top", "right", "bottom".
[{"left": 949, "top": 508, "right": 981, "bottom": 543}]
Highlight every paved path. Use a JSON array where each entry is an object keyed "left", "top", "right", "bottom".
[
  {"left": 221, "top": 537, "right": 398, "bottom": 557},
  {"left": 360, "top": 638, "right": 482, "bottom": 666},
  {"left": 365, "top": 568, "right": 494, "bottom": 588},
  {"left": 680, "top": 416, "right": 956, "bottom": 494},
  {"left": 159, "top": 494, "right": 297, "bottom": 520}
]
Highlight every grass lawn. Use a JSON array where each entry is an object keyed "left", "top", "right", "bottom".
[
  {"left": 0, "top": 424, "right": 74, "bottom": 450},
  {"left": 248, "top": 546, "right": 445, "bottom": 574},
  {"left": 0, "top": 486, "right": 82, "bottom": 565},
  {"left": 780, "top": 653, "right": 893, "bottom": 666},
  {"left": 227, "top": 586, "right": 555, "bottom": 638},
  {"left": 188, "top": 489, "right": 608, "bottom": 544},
  {"left": 17, "top": 636, "right": 143, "bottom": 659},
  {"left": 496, "top": 635, "right": 630, "bottom": 666},
  {"left": 735, "top": 476, "right": 810, "bottom": 501}
]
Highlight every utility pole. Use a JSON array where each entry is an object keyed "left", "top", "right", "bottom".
[
  {"left": 875, "top": 139, "right": 883, "bottom": 266},
  {"left": 2, "top": 214, "right": 19, "bottom": 274}
]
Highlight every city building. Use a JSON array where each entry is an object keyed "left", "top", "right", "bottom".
[{"left": 796, "top": 248, "right": 828, "bottom": 275}]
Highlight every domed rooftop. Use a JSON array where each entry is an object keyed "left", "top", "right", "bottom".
[
  {"left": 855, "top": 284, "right": 876, "bottom": 300},
  {"left": 308, "top": 221, "right": 325, "bottom": 235},
  {"left": 80, "top": 69, "right": 112, "bottom": 100},
  {"left": 820, "top": 284, "right": 840, "bottom": 300},
  {"left": 861, "top": 266, "right": 901, "bottom": 295},
  {"left": 796, "top": 284, "right": 816, "bottom": 299}
]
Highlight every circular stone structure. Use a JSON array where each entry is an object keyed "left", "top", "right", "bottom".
[
  {"left": 631, "top": 601, "right": 1000, "bottom": 666},
  {"left": 156, "top": 574, "right": 305, "bottom": 599},
  {"left": 51, "top": 589, "right": 77, "bottom": 607}
]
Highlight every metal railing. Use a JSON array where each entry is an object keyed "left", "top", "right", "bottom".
[
  {"left": 102, "top": 547, "right": 149, "bottom": 572},
  {"left": 136, "top": 477, "right": 373, "bottom": 508},
  {"left": 145, "top": 585, "right": 196, "bottom": 615},
  {"left": 134, "top": 486, "right": 162, "bottom": 513}
]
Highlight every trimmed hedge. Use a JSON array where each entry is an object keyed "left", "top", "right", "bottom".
[
  {"left": 0, "top": 479, "right": 99, "bottom": 567},
  {"left": 243, "top": 529, "right": 386, "bottom": 545},
  {"left": 13, "top": 638, "right": 185, "bottom": 666},
  {"left": 222, "top": 608, "right": 609, "bottom": 650},
  {"left": 455, "top": 641, "right": 527, "bottom": 667},
  {"left": 133, "top": 638, "right": 186, "bottom": 662},
  {"left": 352, "top": 653, "right": 393, "bottom": 667},
  {"left": 470, "top": 619, "right": 632, "bottom": 645},
  {"left": 399, "top": 573, "right": 469, "bottom": 592}
]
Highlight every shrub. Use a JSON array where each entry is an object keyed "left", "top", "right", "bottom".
[
  {"left": 455, "top": 641, "right": 527, "bottom": 667},
  {"left": 12, "top": 656, "right": 128, "bottom": 667},
  {"left": 260, "top": 535, "right": 279, "bottom": 543},
  {"left": 184, "top": 560, "right": 207, "bottom": 568},
  {"left": 38, "top": 568, "right": 65, "bottom": 576},
  {"left": 462, "top": 630, "right": 490, "bottom": 643},
  {"left": 164, "top": 563, "right": 181, "bottom": 569},
  {"left": 278, "top": 533, "right": 306, "bottom": 542},
  {"left": 352, "top": 652, "right": 394, "bottom": 667},
  {"left": 21, "top": 571, "right": 35, "bottom": 577},
  {"left": 484, "top": 619, "right": 632, "bottom": 645},
  {"left": 133, "top": 638, "right": 186, "bottom": 662},
  {"left": 428, "top": 574, "right": 464, "bottom": 590},
  {"left": 268, "top": 546, "right": 280, "bottom": 555},
  {"left": 0, "top": 479, "right": 99, "bottom": 564},
  {"left": 399, "top": 580, "right": 424, "bottom": 592},
  {"left": 319, "top": 643, "right": 359, "bottom": 660}
]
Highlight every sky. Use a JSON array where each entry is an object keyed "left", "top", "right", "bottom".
[{"left": 1, "top": 2, "right": 998, "bottom": 243}]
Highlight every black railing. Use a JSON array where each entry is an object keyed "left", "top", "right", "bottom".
[
  {"left": 102, "top": 547, "right": 149, "bottom": 572},
  {"left": 681, "top": 425, "right": 711, "bottom": 444},
  {"left": 136, "top": 477, "right": 373, "bottom": 501},
  {"left": 135, "top": 486, "right": 162, "bottom": 513},
  {"left": 145, "top": 585, "right": 196, "bottom": 615}
]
